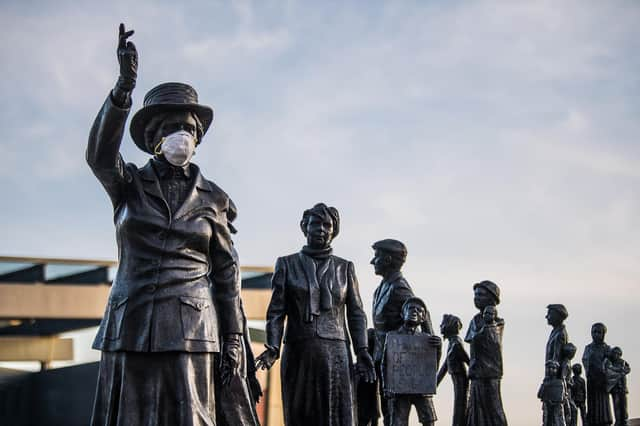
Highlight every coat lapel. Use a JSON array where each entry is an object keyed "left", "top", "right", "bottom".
[
  {"left": 139, "top": 161, "right": 169, "bottom": 217},
  {"left": 174, "top": 165, "right": 215, "bottom": 220},
  {"left": 373, "top": 271, "right": 402, "bottom": 317}
]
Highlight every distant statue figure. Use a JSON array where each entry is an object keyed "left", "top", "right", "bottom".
[
  {"left": 582, "top": 322, "right": 613, "bottom": 426},
  {"left": 545, "top": 305, "right": 569, "bottom": 368},
  {"left": 382, "top": 297, "right": 441, "bottom": 426},
  {"left": 604, "top": 346, "right": 630, "bottom": 426},
  {"left": 464, "top": 280, "right": 508, "bottom": 426},
  {"left": 570, "top": 364, "right": 587, "bottom": 426},
  {"left": 437, "top": 314, "right": 469, "bottom": 426},
  {"left": 538, "top": 361, "right": 567, "bottom": 426},
  {"left": 357, "top": 328, "right": 381, "bottom": 426},
  {"left": 562, "top": 343, "right": 578, "bottom": 426},
  {"left": 543, "top": 304, "right": 575, "bottom": 424},
  {"left": 370, "top": 239, "right": 423, "bottom": 426},
  {"left": 256, "top": 203, "right": 376, "bottom": 426}
]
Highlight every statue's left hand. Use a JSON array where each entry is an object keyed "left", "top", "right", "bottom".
[
  {"left": 116, "top": 23, "right": 138, "bottom": 91},
  {"left": 356, "top": 349, "right": 376, "bottom": 384},
  {"left": 428, "top": 335, "right": 442, "bottom": 347},
  {"left": 220, "top": 334, "right": 241, "bottom": 386}
]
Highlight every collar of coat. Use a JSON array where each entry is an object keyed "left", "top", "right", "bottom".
[{"left": 138, "top": 160, "right": 219, "bottom": 220}]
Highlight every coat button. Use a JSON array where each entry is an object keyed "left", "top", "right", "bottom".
[
  {"left": 158, "top": 231, "right": 167, "bottom": 240},
  {"left": 145, "top": 284, "right": 157, "bottom": 293}
]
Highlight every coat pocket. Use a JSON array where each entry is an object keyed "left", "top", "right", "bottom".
[
  {"left": 104, "top": 297, "right": 128, "bottom": 340},
  {"left": 179, "top": 296, "right": 217, "bottom": 342}
]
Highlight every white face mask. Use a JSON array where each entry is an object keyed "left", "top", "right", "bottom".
[{"left": 158, "top": 130, "right": 196, "bottom": 167}]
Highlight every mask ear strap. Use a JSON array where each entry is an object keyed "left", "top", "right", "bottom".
[{"left": 154, "top": 138, "right": 165, "bottom": 155}]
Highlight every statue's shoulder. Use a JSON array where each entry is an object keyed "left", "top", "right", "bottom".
[
  {"left": 330, "top": 254, "right": 351, "bottom": 266},
  {"left": 392, "top": 275, "right": 412, "bottom": 290}
]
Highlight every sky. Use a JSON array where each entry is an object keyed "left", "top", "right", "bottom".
[{"left": 1, "top": 0, "right": 639, "bottom": 424}]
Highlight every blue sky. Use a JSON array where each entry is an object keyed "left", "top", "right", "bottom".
[{"left": 1, "top": 1, "right": 639, "bottom": 424}]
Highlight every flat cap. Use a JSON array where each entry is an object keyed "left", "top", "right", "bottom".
[{"left": 372, "top": 239, "right": 407, "bottom": 259}]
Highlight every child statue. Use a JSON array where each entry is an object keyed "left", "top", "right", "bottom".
[
  {"left": 561, "top": 343, "right": 577, "bottom": 426},
  {"left": 382, "top": 297, "right": 442, "bottom": 426},
  {"left": 604, "top": 346, "right": 631, "bottom": 426},
  {"left": 538, "top": 360, "right": 567, "bottom": 426},
  {"left": 436, "top": 314, "right": 469, "bottom": 426},
  {"left": 570, "top": 364, "right": 587, "bottom": 426}
]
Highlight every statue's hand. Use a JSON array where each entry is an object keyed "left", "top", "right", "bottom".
[
  {"left": 255, "top": 346, "right": 279, "bottom": 370},
  {"left": 116, "top": 23, "right": 137, "bottom": 91},
  {"left": 428, "top": 335, "right": 442, "bottom": 347},
  {"left": 220, "top": 334, "right": 241, "bottom": 386},
  {"left": 356, "top": 349, "right": 376, "bottom": 384}
]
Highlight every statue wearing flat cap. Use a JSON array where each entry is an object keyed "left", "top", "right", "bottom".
[
  {"left": 87, "top": 24, "right": 258, "bottom": 426},
  {"left": 370, "top": 239, "right": 427, "bottom": 426}
]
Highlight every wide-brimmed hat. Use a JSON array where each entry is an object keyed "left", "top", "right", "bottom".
[{"left": 129, "top": 82, "right": 214, "bottom": 153}]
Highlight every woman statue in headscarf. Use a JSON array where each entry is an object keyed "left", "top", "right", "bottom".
[{"left": 256, "top": 203, "right": 376, "bottom": 425}]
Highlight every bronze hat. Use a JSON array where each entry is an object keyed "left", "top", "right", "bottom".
[{"left": 129, "top": 82, "right": 214, "bottom": 153}]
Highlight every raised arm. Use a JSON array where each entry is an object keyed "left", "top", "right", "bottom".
[{"left": 86, "top": 23, "right": 138, "bottom": 207}]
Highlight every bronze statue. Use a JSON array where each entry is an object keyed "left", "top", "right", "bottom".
[
  {"left": 562, "top": 343, "right": 578, "bottom": 426},
  {"left": 582, "top": 323, "right": 613, "bottom": 426},
  {"left": 437, "top": 314, "right": 469, "bottom": 426},
  {"left": 570, "top": 364, "right": 587, "bottom": 426},
  {"left": 538, "top": 361, "right": 567, "bottom": 426},
  {"left": 382, "top": 297, "right": 441, "bottom": 426},
  {"left": 256, "top": 203, "right": 376, "bottom": 426},
  {"left": 464, "top": 280, "right": 508, "bottom": 426},
  {"left": 88, "top": 24, "right": 251, "bottom": 425},
  {"left": 543, "top": 304, "right": 570, "bottom": 425},
  {"left": 604, "top": 346, "right": 630, "bottom": 426},
  {"left": 370, "top": 239, "right": 423, "bottom": 426}
]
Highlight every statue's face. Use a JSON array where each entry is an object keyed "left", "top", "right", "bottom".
[
  {"left": 591, "top": 325, "right": 605, "bottom": 344},
  {"left": 402, "top": 302, "right": 426, "bottom": 325},
  {"left": 154, "top": 111, "right": 198, "bottom": 148},
  {"left": 473, "top": 286, "right": 495, "bottom": 310},
  {"left": 305, "top": 215, "right": 333, "bottom": 249},
  {"left": 546, "top": 309, "right": 563, "bottom": 327},
  {"left": 370, "top": 249, "right": 392, "bottom": 276}
]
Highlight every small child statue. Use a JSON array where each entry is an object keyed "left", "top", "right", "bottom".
[
  {"left": 382, "top": 297, "right": 442, "bottom": 426},
  {"left": 604, "top": 346, "right": 631, "bottom": 426},
  {"left": 437, "top": 314, "right": 469, "bottom": 426},
  {"left": 561, "top": 343, "right": 577, "bottom": 426},
  {"left": 570, "top": 364, "right": 587, "bottom": 426},
  {"left": 538, "top": 360, "right": 567, "bottom": 426}
]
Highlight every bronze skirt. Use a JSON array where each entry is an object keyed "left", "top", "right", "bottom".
[
  {"left": 281, "top": 338, "right": 353, "bottom": 426},
  {"left": 91, "top": 351, "right": 216, "bottom": 426}
]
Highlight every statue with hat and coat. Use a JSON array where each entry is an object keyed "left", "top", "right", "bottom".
[
  {"left": 87, "top": 24, "right": 256, "bottom": 426},
  {"left": 464, "top": 280, "right": 508, "bottom": 426},
  {"left": 370, "top": 239, "right": 428, "bottom": 426}
]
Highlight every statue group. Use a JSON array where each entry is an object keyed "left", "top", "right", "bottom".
[
  {"left": 537, "top": 305, "right": 631, "bottom": 426},
  {"left": 88, "top": 25, "right": 630, "bottom": 426}
]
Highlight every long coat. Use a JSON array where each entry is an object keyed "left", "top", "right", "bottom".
[
  {"left": 265, "top": 252, "right": 368, "bottom": 426},
  {"left": 265, "top": 252, "right": 367, "bottom": 350},
  {"left": 87, "top": 95, "right": 243, "bottom": 353}
]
